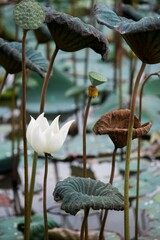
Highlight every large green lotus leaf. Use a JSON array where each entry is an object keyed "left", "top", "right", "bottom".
[
  {"left": 0, "top": 140, "right": 19, "bottom": 174},
  {"left": 0, "top": 216, "right": 24, "bottom": 239},
  {"left": 119, "top": 159, "right": 151, "bottom": 174},
  {"left": 26, "top": 67, "right": 76, "bottom": 117},
  {"left": 132, "top": 197, "right": 159, "bottom": 211},
  {"left": 114, "top": 178, "right": 155, "bottom": 200},
  {"left": 153, "top": 192, "right": 160, "bottom": 203},
  {"left": 45, "top": 8, "right": 109, "bottom": 60},
  {"left": 17, "top": 214, "right": 59, "bottom": 240},
  {"left": 94, "top": 4, "right": 160, "bottom": 34},
  {"left": 94, "top": 4, "right": 160, "bottom": 63},
  {"left": 53, "top": 133, "right": 114, "bottom": 160},
  {"left": 53, "top": 177, "right": 124, "bottom": 215},
  {"left": 140, "top": 167, "right": 160, "bottom": 185},
  {"left": 143, "top": 77, "right": 160, "bottom": 96},
  {"left": 145, "top": 203, "right": 160, "bottom": 220},
  {"left": 0, "top": 38, "right": 48, "bottom": 77}
]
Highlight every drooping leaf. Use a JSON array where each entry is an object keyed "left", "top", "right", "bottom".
[
  {"left": 34, "top": 25, "right": 52, "bottom": 44},
  {"left": 94, "top": 4, "right": 160, "bottom": 63},
  {"left": 14, "top": 0, "right": 45, "bottom": 30},
  {"left": 0, "top": 38, "right": 48, "bottom": 77},
  {"left": 45, "top": 8, "right": 109, "bottom": 60},
  {"left": 53, "top": 177, "right": 124, "bottom": 215}
]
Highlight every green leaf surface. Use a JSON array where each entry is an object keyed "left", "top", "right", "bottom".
[
  {"left": 45, "top": 8, "right": 109, "bottom": 59},
  {"left": 0, "top": 38, "right": 48, "bottom": 77},
  {"left": 53, "top": 177, "right": 124, "bottom": 215}
]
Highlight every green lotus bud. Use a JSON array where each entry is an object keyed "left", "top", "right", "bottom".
[{"left": 14, "top": 0, "right": 45, "bottom": 30}]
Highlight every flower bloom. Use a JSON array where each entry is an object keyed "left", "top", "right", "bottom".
[
  {"left": 26, "top": 113, "right": 74, "bottom": 154},
  {"left": 93, "top": 109, "right": 152, "bottom": 148}
]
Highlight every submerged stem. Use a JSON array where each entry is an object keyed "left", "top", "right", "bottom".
[
  {"left": 80, "top": 208, "right": 90, "bottom": 240},
  {"left": 22, "top": 29, "right": 30, "bottom": 240},
  {"left": 124, "top": 62, "right": 146, "bottom": 240},
  {"left": 99, "top": 146, "right": 117, "bottom": 240},
  {"left": 43, "top": 153, "right": 49, "bottom": 240}
]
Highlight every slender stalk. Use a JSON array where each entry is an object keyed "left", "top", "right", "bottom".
[
  {"left": 135, "top": 71, "right": 160, "bottom": 240},
  {"left": 109, "top": 146, "right": 117, "bottom": 184},
  {"left": 0, "top": 72, "right": 8, "bottom": 95},
  {"left": 99, "top": 146, "right": 117, "bottom": 240},
  {"left": 21, "top": 29, "right": 30, "bottom": 240},
  {"left": 28, "top": 151, "right": 38, "bottom": 213},
  {"left": 124, "top": 62, "right": 146, "bottom": 240},
  {"left": 83, "top": 97, "right": 92, "bottom": 177},
  {"left": 40, "top": 46, "right": 59, "bottom": 113},
  {"left": 43, "top": 153, "right": 49, "bottom": 240},
  {"left": 80, "top": 208, "right": 90, "bottom": 240}
]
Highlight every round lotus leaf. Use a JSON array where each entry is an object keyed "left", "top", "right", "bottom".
[
  {"left": 53, "top": 177, "right": 124, "bottom": 215},
  {"left": 89, "top": 71, "right": 107, "bottom": 86},
  {"left": 14, "top": 0, "right": 45, "bottom": 30}
]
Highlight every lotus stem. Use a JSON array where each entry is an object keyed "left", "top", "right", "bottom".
[
  {"left": 22, "top": 28, "right": 30, "bottom": 240},
  {"left": 0, "top": 71, "right": 8, "bottom": 95},
  {"left": 40, "top": 46, "right": 59, "bottom": 113},
  {"left": 124, "top": 62, "right": 146, "bottom": 240},
  {"left": 28, "top": 151, "right": 38, "bottom": 214},
  {"left": 83, "top": 96, "right": 92, "bottom": 178},
  {"left": 80, "top": 208, "right": 90, "bottom": 240},
  {"left": 43, "top": 153, "right": 49, "bottom": 240},
  {"left": 135, "top": 71, "right": 160, "bottom": 240},
  {"left": 99, "top": 146, "right": 117, "bottom": 240}
]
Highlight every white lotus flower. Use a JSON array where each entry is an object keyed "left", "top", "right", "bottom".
[{"left": 26, "top": 113, "right": 74, "bottom": 155}]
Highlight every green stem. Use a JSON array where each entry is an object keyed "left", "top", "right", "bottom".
[
  {"left": 28, "top": 151, "right": 38, "bottom": 213},
  {"left": 124, "top": 62, "right": 146, "bottom": 240},
  {"left": 22, "top": 29, "right": 30, "bottom": 240},
  {"left": 99, "top": 146, "right": 117, "bottom": 240},
  {"left": 0, "top": 71, "right": 8, "bottom": 95},
  {"left": 83, "top": 97, "right": 92, "bottom": 178},
  {"left": 43, "top": 153, "right": 49, "bottom": 240},
  {"left": 135, "top": 71, "right": 160, "bottom": 240},
  {"left": 80, "top": 208, "right": 90, "bottom": 240},
  {"left": 40, "top": 46, "right": 59, "bottom": 113}
]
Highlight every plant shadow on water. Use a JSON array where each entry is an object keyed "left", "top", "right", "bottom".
[{"left": 0, "top": 1, "right": 160, "bottom": 240}]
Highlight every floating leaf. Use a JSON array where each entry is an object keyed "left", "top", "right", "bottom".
[
  {"left": 17, "top": 214, "right": 59, "bottom": 239},
  {"left": 119, "top": 159, "right": 151, "bottom": 174},
  {"left": 0, "top": 38, "right": 48, "bottom": 77},
  {"left": 45, "top": 8, "right": 109, "bottom": 60},
  {"left": 89, "top": 71, "right": 107, "bottom": 86},
  {"left": 94, "top": 4, "right": 160, "bottom": 64},
  {"left": 53, "top": 177, "right": 124, "bottom": 215},
  {"left": 14, "top": 0, "right": 45, "bottom": 30}
]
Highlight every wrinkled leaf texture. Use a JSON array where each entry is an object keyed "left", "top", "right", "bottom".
[
  {"left": 45, "top": 7, "right": 109, "bottom": 60},
  {"left": 53, "top": 177, "right": 124, "bottom": 215},
  {"left": 0, "top": 38, "right": 48, "bottom": 77}
]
